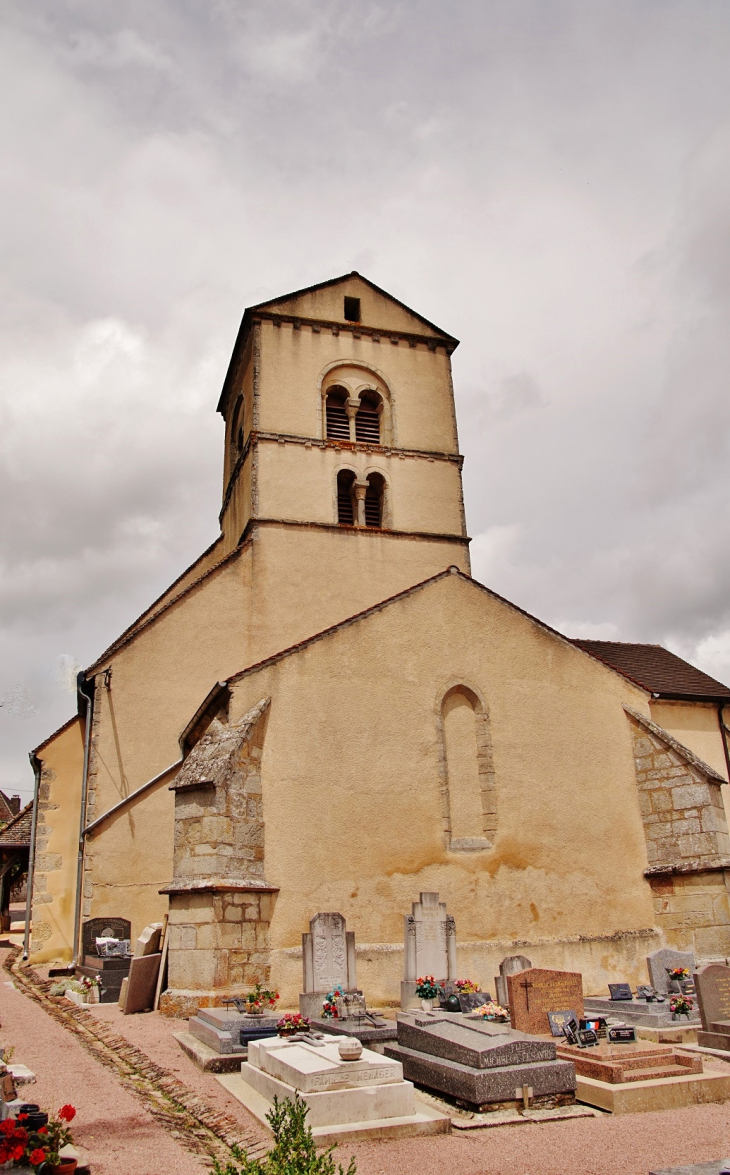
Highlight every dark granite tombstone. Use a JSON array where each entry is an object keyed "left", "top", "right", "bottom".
[
  {"left": 695, "top": 964, "right": 730, "bottom": 1051},
  {"left": 385, "top": 1011, "right": 576, "bottom": 1111},
  {"left": 77, "top": 917, "right": 132, "bottom": 1003},
  {"left": 547, "top": 1010, "right": 577, "bottom": 1038},
  {"left": 608, "top": 983, "right": 633, "bottom": 1001},
  {"left": 457, "top": 991, "right": 490, "bottom": 1014}
]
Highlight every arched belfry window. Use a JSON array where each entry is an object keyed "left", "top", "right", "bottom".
[
  {"left": 355, "top": 392, "right": 381, "bottom": 444},
  {"left": 364, "top": 473, "right": 384, "bottom": 528},
  {"left": 438, "top": 685, "right": 496, "bottom": 852},
  {"left": 337, "top": 470, "right": 356, "bottom": 525},
  {"left": 326, "top": 387, "right": 350, "bottom": 441}
]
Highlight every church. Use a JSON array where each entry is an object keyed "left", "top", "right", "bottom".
[{"left": 28, "top": 272, "right": 730, "bottom": 1013}]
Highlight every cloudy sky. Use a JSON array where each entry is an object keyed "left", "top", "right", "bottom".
[{"left": 2, "top": 1, "right": 730, "bottom": 799}]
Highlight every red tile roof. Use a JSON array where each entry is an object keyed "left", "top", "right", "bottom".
[
  {"left": 0, "top": 801, "right": 33, "bottom": 847},
  {"left": 574, "top": 641, "right": 730, "bottom": 702}
]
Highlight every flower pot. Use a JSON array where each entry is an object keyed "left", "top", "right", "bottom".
[
  {"left": 87, "top": 986, "right": 100, "bottom": 1004},
  {"left": 246, "top": 1008, "right": 264, "bottom": 1016},
  {"left": 421, "top": 999, "right": 434, "bottom": 1012},
  {"left": 277, "top": 1027, "right": 298, "bottom": 1037},
  {"left": 51, "top": 1161, "right": 78, "bottom": 1175}
]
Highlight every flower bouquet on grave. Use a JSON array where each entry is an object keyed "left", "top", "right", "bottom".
[
  {"left": 79, "top": 974, "right": 102, "bottom": 1004},
  {"left": 244, "top": 983, "right": 279, "bottom": 1015},
  {"left": 454, "top": 978, "right": 480, "bottom": 994},
  {"left": 667, "top": 967, "right": 691, "bottom": 993},
  {"left": 415, "top": 976, "right": 440, "bottom": 1009},
  {"left": 474, "top": 1001, "right": 509, "bottom": 1023},
  {"left": 277, "top": 1013, "right": 310, "bottom": 1037},
  {"left": 322, "top": 985, "right": 345, "bottom": 1018},
  {"left": 670, "top": 993, "right": 694, "bottom": 1020}
]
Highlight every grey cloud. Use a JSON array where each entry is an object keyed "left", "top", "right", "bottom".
[{"left": 4, "top": 0, "right": 730, "bottom": 798}]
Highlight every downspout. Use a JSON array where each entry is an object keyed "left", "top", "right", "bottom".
[
  {"left": 719, "top": 702, "right": 730, "bottom": 784},
  {"left": 72, "top": 673, "right": 95, "bottom": 966},
  {"left": 22, "top": 753, "right": 41, "bottom": 960}
]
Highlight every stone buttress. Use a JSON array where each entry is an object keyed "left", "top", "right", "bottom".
[{"left": 159, "top": 698, "right": 277, "bottom": 1016}]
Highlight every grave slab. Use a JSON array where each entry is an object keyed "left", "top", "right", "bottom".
[
  {"left": 173, "top": 1030, "right": 245, "bottom": 1073},
  {"left": 507, "top": 968, "right": 584, "bottom": 1035},
  {"left": 572, "top": 1062, "right": 730, "bottom": 1114},
  {"left": 229, "top": 1032, "right": 449, "bottom": 1140},
  {"left": 584, "top": 997, "right": 700, "bottom": 1029},
  {"left": 556, "top": 1040, "right": 702, "bottom": 1084},
  {"left": 385, "top": 1010, "right": 575, "bottom": 1111}
]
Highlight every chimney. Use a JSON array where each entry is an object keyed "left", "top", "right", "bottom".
[{"left": 9, "top": 796, "right": 20, "bottom": 815}]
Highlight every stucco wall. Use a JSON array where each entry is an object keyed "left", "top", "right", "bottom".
[
  {"left": 650, "top": 700, "right": 730, "bottom": 831},
  {"left": 31, "top": 717, "right": 84, "bottom": 963},
  {"left": 226, "top": 571, "right": 658, "bottom": 1004}
]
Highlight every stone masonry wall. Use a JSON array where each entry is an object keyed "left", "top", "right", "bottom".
[
  {"left": 159, "top": 697, "right": 276, "bottom": 1015},
  {"left": 648, "top": 870, "right": 730, "bottom": 959},
  {"left": 626, "top": 706, "right": 730, "bottom": 872}
]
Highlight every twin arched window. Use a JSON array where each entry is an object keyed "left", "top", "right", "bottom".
[
  {"left": 336, "top": 470, "right": 385, "bottom": 528},
  {"left": 325, "top": 386, "right": 383, "bottom": 445}
]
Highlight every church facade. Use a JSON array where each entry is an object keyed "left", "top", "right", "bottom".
[{"left": 29, "top": 273, "right": 730, "bottom": 1011}]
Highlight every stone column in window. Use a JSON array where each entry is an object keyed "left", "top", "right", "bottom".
[
  {"left": 345, "top": 398, "right": 359, "bottom": 443},
  {"left": 353, "top": 480, "right": 368, "bottom": 527}
]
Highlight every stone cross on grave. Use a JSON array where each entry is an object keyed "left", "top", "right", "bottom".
[{"left": 520, "top": 974, "right": 534, "bottom": 1011}]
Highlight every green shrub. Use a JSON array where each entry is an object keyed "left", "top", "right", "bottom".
[{"left": 213, "top": 1094, "right": 356, "bottom": 1175}]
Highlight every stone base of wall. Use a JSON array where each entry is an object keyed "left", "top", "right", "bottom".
[
  {"left": 648, "top": 868, "right": 730, "bottom": 958},
  {"left": 160, "top": 888, "right": 274, "bottom": 1018}
]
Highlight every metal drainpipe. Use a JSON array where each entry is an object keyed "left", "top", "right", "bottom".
[
  {"left": 719, "top": 702, "right": 730, "bottom": 784},
  {"left": 22, "top": 753, "right": 41, "bottom": 960},
  {"left": 72, "top": 674, "right": 95, "bottom": 966}
]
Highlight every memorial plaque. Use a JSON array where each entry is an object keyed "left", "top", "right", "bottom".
[
  {"left": 580, "top": 1017, "right": 607, "bottom": 1039},
  {"left": 608, "top": 1026, "right": 636, "bottom": 1043},
  {"left": 82, "top": 917, "right": 131, "bottom": 958},
  {"left": 608, "top": 983, "right": 633, "bottom": 1001},
  {"left": 458, "top": 991, "right": 489, "bottom": 1014},
  {"left": 547, "top": 1009, "right": 577, "bottom": 1038},
  {"left": 507, "top": 968, "right": 584, "bottom": 1035},
  {"left": 578, "top": 1028, "right": 598, "bottom": 1047},
  {"left": 694, "top": 964, "right": 730, "bottom": 1032}
]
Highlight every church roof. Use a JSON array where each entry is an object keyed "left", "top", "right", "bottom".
[{"left": 573, "top": 640, "right": 730, "bottom": 703}]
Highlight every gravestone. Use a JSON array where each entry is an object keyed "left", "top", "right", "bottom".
[
  {"left": 134, "top": 922, "right": 163, "bottom": 958},
  {"left": 695, "top": 964, "right": 730, "bottom": 1051},
  {"left": 608, "top": 983, "right": 633, "bottom": 1001},
  {"left": 300, "top": 912, "right": 357, "bottom": 1020},
  {"left": 507, "top": 968, "right": 584, "bottom": 1036},
  {"left": 77, "top": 917, "right": 132, "bottom": 1003},
  {"left": 401, "top": 892, "right": 457, "bottom": 1009},
  {"left": 385, "top": 1010, "right": 576, "bottom": 1110},
  {"left": 547, "top": 1010, "right": 578, "bottom": 1038},
  {"left": 458, "top": 991, "right": 490, "bottom": 1014},
  {"left": 122, "top": 952, "right": 162, "bottom": 1014},
  {"left": 494, "top": 955, "right": 532, "bottom": 1009},
  {"left": 647, "top": 948, "right": 695, "bottom": 995}
]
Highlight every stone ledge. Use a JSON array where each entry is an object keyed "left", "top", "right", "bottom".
[
  {"left": 645, "top": 860, "right": 730, "bottom": 878},
  {"left": 160, "top": 877, "right": 279, "bottom": 895}
]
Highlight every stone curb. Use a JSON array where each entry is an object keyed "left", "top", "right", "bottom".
[{"left": 2, "top": 948, "right": 268, "bottom": 1168}]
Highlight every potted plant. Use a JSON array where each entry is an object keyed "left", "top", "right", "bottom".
[
  {"left": 244, "top": 983, "right": 279, "bottom": 1016},
  {"left": 277, "top": 1013, "right": 310, "bottom": 1037},
  {"left": 474, "top": 1001, "right": 509, "bottom": 1023},
  {"left": 414, "top": 975, "right": 440, "bottom": 1011},
  {"left": 666, "top": 967, "right": 691, "bottom": 994},
  {"left": 670, "top": 993, "right": 694, "bottom": 1021},
  {"left": 1, "top": 1103, "right": 78, "bottom": 1173},
  {"left": 322, "top": 985, "right": 345, "bottom": 1018}
]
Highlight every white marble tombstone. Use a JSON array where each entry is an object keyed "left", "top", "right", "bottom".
[
  {"left": 300, "top": 912, "right": 357, "bottom": 1019},
  {"left": 401, "top": 891, "right": 456, "bottom": 1009}
]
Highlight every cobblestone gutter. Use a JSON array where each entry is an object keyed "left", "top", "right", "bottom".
[{"left": 3, "top": 948, "right": 267, "bottom": 1168}]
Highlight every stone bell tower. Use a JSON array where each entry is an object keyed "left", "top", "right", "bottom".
[{"left": 216, "top": 272, "right": 471, "bottom": 659}]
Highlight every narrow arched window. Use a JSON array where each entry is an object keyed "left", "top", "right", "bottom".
[
  {"left": 355, "top": 392, "right": 381, "bottom": 444},
  {"left": 337, "top": 470, "right": 356, "bottom": 525},
  {"left": 439, "top": 685, "right": 496, "bottom": 852},
  {"left": 364, "top": 473, "right": 384, "bottom": 528},
  {"left": 326, "top": 387, "right": 350, "bottom": 440},
  {"left": 230, "top": 396, "right": 244, "bottom": 456}
]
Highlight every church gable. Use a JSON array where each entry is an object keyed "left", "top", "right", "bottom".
[{"left": 252, "top": 272, "right": 456, "bottom": 341}]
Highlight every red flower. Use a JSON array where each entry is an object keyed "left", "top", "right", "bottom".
[
  {"left": 58, "top": 1104, "right": 76, "bottom": 1122},
  {"left": 12, "top": 1144, "right": 25, "bottom": 1161},
  {"left": 0, "top": 1119, "right": 14, "bottom": 1136},
  {"left": 17, "top": 1113, "right": 28, "bottom": 1121},
  {"left": 38, "top": 1125, "right": 49, "bottom": 1134},
  {"left": 13, "top": 1126, "right": 28, "bottom": 1140},
  {"left": 30, "top": 1148, "right": 48, "bottom": 1165},
  {"left": 0, "top": 1146, "right": 8, "bottom": 1162}
]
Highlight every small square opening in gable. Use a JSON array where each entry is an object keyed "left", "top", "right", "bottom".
[{"left": 344, "top": 296, "right": 361, "bottom": 322}]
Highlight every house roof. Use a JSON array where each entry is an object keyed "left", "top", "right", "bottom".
[
  {"left": 0, "top": 801, "right": 33, "bottom": 847},
  {"left": 573, "top": 641, "right": 730, "bottom": 703}
]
